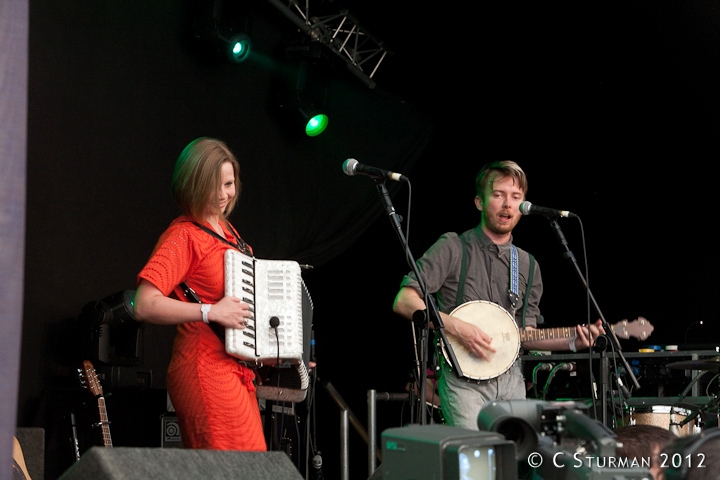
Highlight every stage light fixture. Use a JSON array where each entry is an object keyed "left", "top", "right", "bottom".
[
  {"left": 192, "top": 0, "right": 252, "bottom": 66},
  {"left": 79, "top": 290, "right": 143, "bottom": 367},
  {"left": 274, "top": 58, "right": 331, "bottom": 137},
  {"left": 276, "top": 91, "right": 330, "bottom": 138},
  {"left": 223, "top": 32, "right": 251, "bottom": 64},
  {"left": 300, "top": 109, "right": 329, "bottom": 137}
]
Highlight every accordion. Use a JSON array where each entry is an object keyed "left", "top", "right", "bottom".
[{"left": 224, "top": 250, "right": 313, "bottom": 402}]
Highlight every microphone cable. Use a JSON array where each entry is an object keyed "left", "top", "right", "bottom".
[
  {"left": 532, "top": 362, "right": 554, "bottom": 399},
  {"left": 542, "top": 363, "right": 576, "bottom": 400}
]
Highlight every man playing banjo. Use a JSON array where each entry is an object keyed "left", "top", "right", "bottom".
[{"left": 392, "top": 160, "right": 604, "bottom": 430}]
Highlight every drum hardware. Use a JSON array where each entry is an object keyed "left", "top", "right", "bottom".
[
  {"left": 667, "top": 366, "right": 718, "bottom": 434},
  {"left": 624, "top": 396, "right": 719, "bottom": 436},
  {"left": 676, "top": 395, "right": 720, "bottom": 431},
  {"left": 625, "top": 404, "right": 700, "bottom": 436},
  {"left": 701, "top": 396, "right": 720, "bottom": 427},
  {"left": 666, "top": 356, "right": 720, "bottom": 371}
]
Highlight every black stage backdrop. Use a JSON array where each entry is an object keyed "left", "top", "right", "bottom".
[{"left": 19, "top": 1, "right": 720, "bottom": 479}]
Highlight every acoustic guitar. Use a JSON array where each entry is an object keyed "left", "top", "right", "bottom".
[
  {"left": 440, "top": 300, "right": 654, "bottom": 380},
  {"left": 80, "top": 360, "right": 113, "bottom": 447}
]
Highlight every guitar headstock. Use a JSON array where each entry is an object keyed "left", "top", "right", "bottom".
[
  {"left": 81, "top": 360, "right": 104, "bottom": 397},
  {"left": 612, "top": 316, "right": 654, "bottom": 340}
]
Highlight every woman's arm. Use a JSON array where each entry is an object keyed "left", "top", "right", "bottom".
[{"left": 133, "top": 279, "right": 251, "bottom": 329}]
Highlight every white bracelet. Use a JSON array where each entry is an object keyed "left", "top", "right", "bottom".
[
  {"left": 569, "top": 336, "right": 578, "bottom": 352},
  {"left": 200, "top": 304, "right": 211, "bottom": 324}
]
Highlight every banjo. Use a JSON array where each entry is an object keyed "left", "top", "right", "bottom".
[{"left": 440, "top": 300, "right": 654, "bottom": 380}]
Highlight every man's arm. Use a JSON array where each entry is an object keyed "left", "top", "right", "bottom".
[
  {"left": 393, "top": 286, "right": 496, "bottom": 360},
  {"left": 392, "top": 286, "right": 428, "bottom": 321}
]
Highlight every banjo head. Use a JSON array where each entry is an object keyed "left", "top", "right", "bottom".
[{"left": 442, "top": 300, "right": 521, "bottom": 381}]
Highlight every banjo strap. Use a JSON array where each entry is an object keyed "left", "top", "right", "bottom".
[
  {"left": 521, "top": 254, "right": 536, "bottom": 329},
  {"left": 455, "top": 234, "right": 534, "bottom": 328},
  {"left": 508, "top": 245, "right": 520, "bottom": 315},
  {"left": 455, "top": 235, "right": 469, "bottom": 308}
]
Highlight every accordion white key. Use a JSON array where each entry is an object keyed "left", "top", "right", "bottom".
[{"left": 224, "top": 249, "right": 308, "bottom": 367}]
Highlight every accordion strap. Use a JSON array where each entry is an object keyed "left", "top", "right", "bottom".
[
  {"left": 180, "top": 282, "right": 226, "bottom": 342},
  {"left": 189, "top": 220, "right": 252, "bottom": 256},
  {"left": 177, "top": 219, "right": 252, "bottom": 343}
]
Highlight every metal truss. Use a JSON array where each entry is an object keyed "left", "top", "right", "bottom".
[{"left": 267, "top": 0, "right": 391, "bottom": 88}]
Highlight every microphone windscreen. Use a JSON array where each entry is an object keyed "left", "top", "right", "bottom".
[
  {"left": 342, "top": 158, "right": 358, "bottom": 176},
  {"left": 519, "top": 201, "right": 533, "bottom": 215}
]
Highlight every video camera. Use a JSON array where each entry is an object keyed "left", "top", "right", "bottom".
[{"left": 477, "top": 399, "right": 652, "bottom": 479}]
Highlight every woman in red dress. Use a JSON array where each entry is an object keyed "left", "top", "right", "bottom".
[{"left": 133, "top": 137, "right": 266, "bottom": 450}]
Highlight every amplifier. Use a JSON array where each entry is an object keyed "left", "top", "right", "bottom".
[{"left": 160, "top": 414, "right": 182, "bottom": 448}]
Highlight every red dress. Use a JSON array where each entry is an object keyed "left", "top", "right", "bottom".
[{"left": 138, "top": 216, "right": 266, "bottom": 451}]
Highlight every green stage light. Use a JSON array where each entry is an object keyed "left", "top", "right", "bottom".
[
  {"left": 226, "top": 33, "right": 251, "bottom": 63},
  {"left": 305, "top": 113, "right": 329, "bottom": 137}
]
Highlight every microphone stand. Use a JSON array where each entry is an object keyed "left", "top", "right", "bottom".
[
  {"left": 547, "top": 218, "right": 640, "bottom": 428},
  {"left": 373, "top": 179, "right": 463, "bottom": 425},
  {"left": 594, "top": 335, "right": 611, "bottom": 426}
]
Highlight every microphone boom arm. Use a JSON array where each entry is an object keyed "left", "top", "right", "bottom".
[
  {"left": 547, "top": 218, "right": 640, "bottom": 425},
  {"left": 374, "top": 179, "right": 463, "bottom": 424}
]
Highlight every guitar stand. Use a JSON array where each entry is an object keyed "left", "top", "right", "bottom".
[{"left": 70, "top": 410, "right": 81, "bottom": 463}]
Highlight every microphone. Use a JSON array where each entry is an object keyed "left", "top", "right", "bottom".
[
  {"left": 519, "top": 201, "right": 576, "bottom": 218},
  {"left": 342, "top": 158, "right": 408, "bottom": 182},
  {"left": 678, "top": 409, "right": 701, "bottom": 428},
  {"left": 617, "top": 378, "right": 631, "bottom": 399},
  {"left": 412, "top": 309, "right": 428, "bottom": 327},
  {"left": 617, "top": 369, "right": 632, "bottom": 399},
  {"left": 312, "top": 454, "right": 324, "bottom": 480}
]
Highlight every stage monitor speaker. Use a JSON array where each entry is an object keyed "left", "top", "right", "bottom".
[
  {"left": 58, "top": 447, "right": 304, "bottom": 480},
  {"left": 15, "top": 427, "right": 45, "bottom": 480}
]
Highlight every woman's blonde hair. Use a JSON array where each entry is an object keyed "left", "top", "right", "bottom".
[{"left": 172, "top": 137, "right": 241, "bottom": 221}]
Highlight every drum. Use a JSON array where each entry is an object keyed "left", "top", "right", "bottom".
[{"left": 624, "top": 405, "right": 701, "bottom": 436}]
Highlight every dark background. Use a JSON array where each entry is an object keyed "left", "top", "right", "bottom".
[{"left": 19, "top": 1, "right": 720, "bottom": 479}]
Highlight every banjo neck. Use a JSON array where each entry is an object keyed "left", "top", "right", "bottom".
[
  {"left": 519, "top": 321, "right": 648, "bottom": 343},
  {"left": 520, "top": 326, "right": 577, "bottom": 343}
]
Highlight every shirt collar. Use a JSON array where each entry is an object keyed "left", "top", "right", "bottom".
[{"left": 473, "top": 224, "right": 514, "bottom": 250}]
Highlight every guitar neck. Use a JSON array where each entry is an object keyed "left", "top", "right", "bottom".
[{"left": 97, "top": 397, "right": 113, "bottom": 447}]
